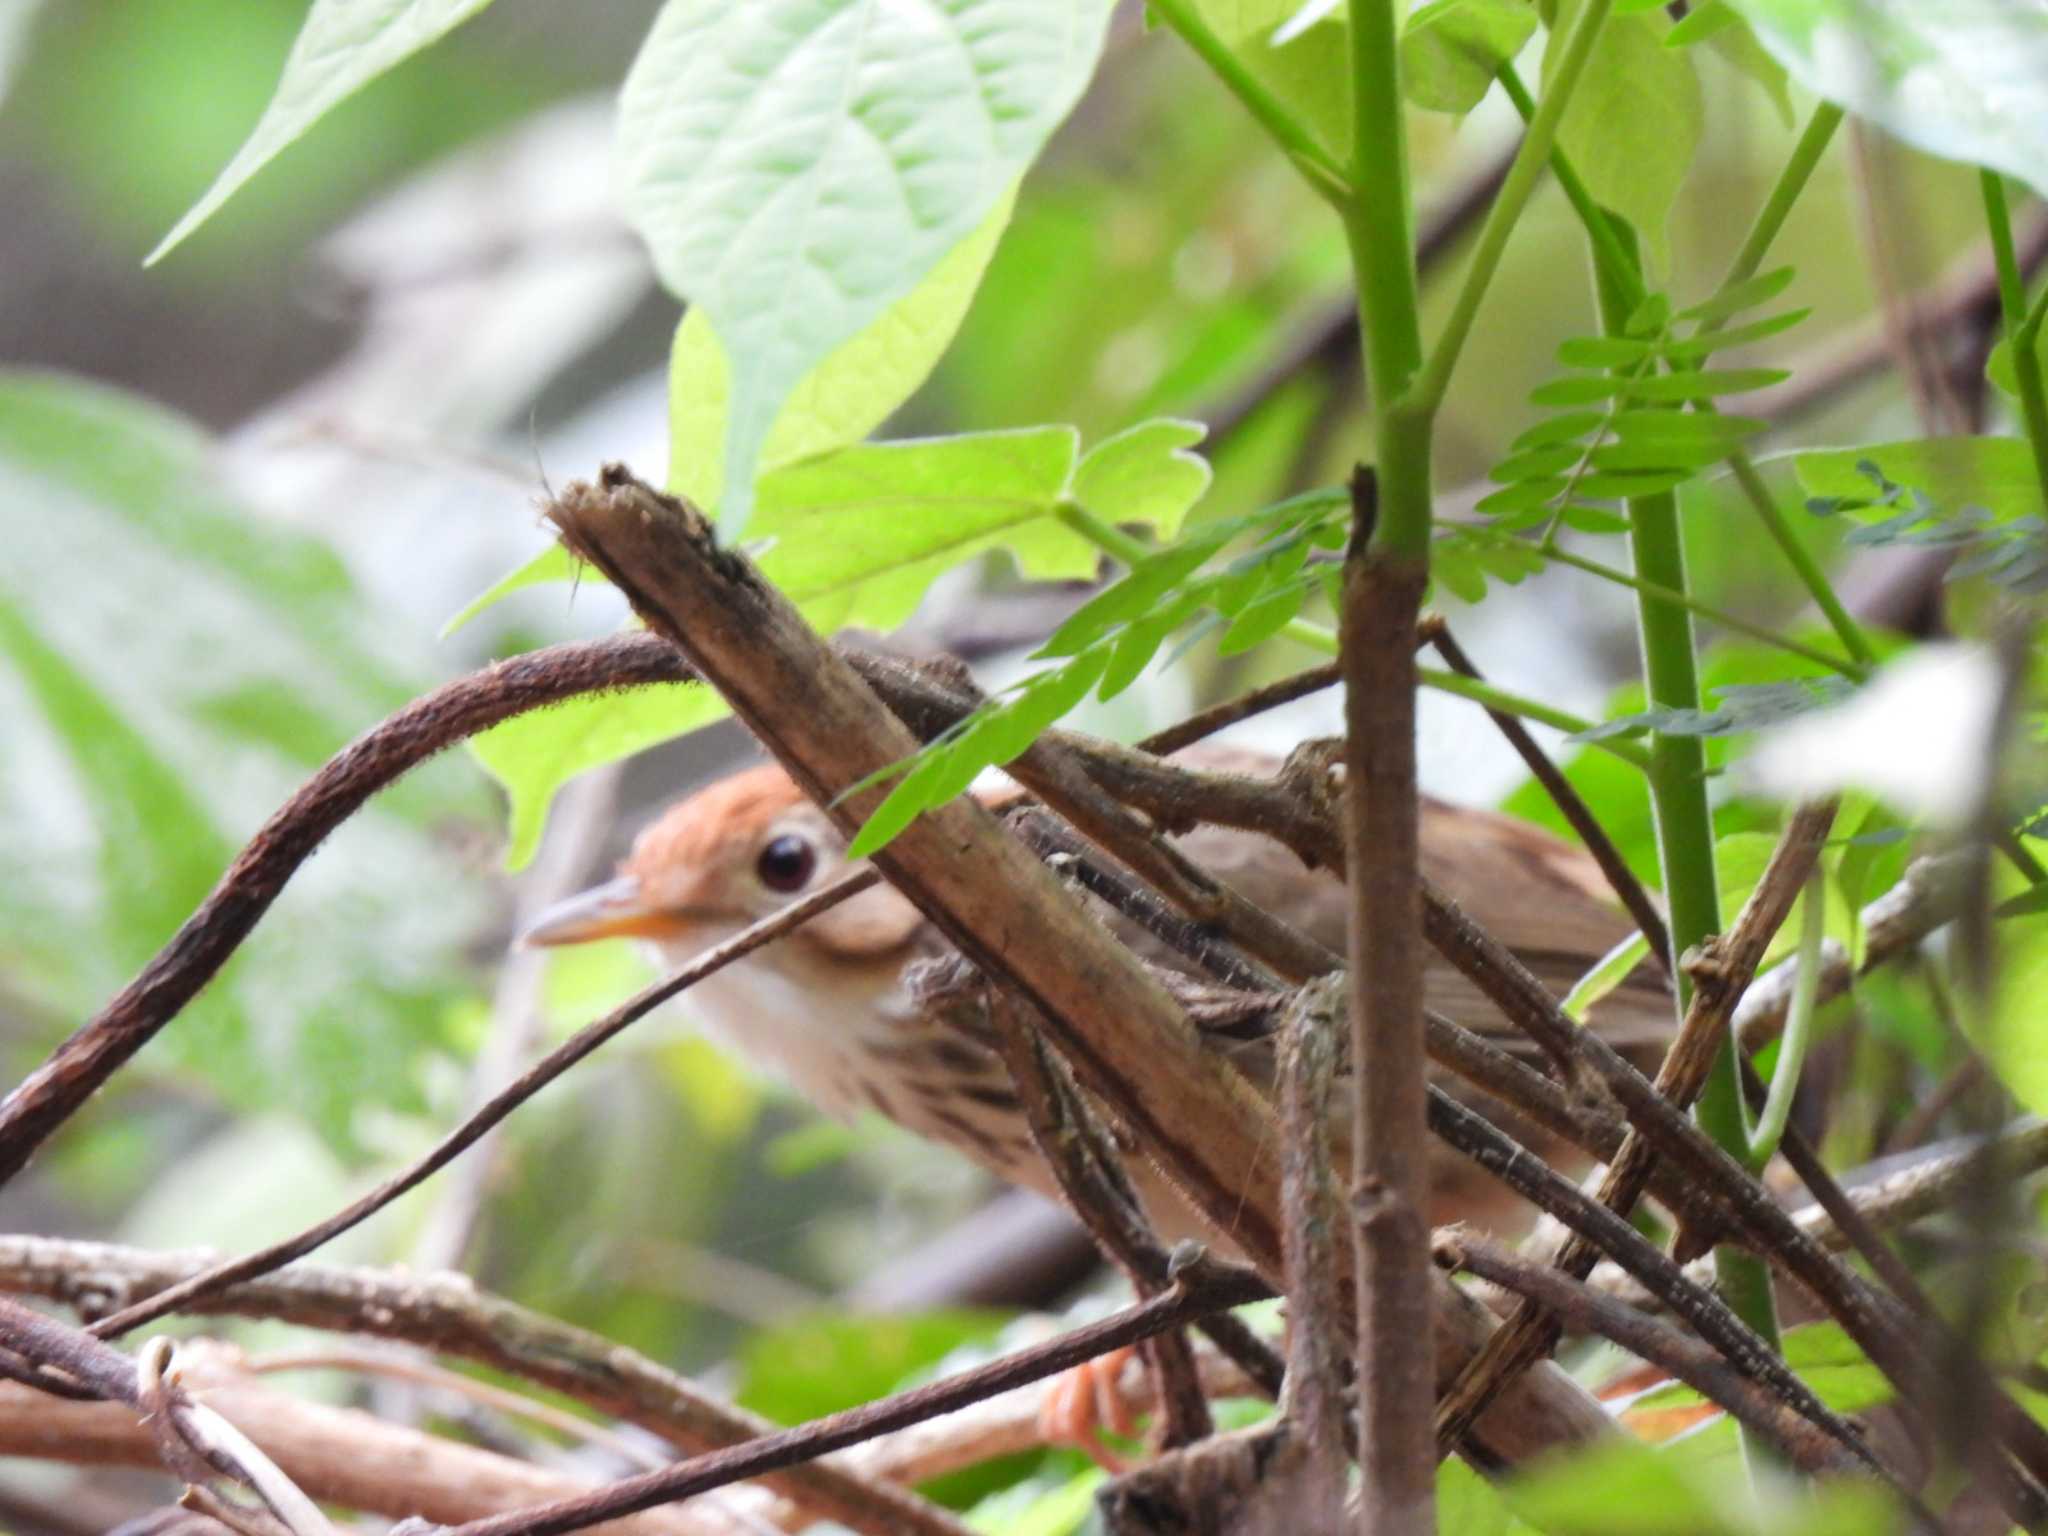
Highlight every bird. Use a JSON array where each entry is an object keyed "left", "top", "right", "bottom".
[
  {"left": 523, "top": 750, "right": 1671, "bottom": 1199},
  {"left": 521, "top": 748, "right": 1672, "bottom": 1450}
]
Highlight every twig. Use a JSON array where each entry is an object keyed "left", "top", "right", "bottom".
[
  {"left": 0, "top": 1302, "right": 334, "bottom": 1535},
  {"left": 1434, "top": 803, "right": 1839, "bottom": 1445},
  {"left": 1136, "top": 663, "right": 1342, "bottom": 758},
  {"left": 0, "top": 1236, "right": 976, "bottom": 1536},
  {"left": 1421, "top": 1093, "right": 1896, "bottom": 1486},
  {"left": 1428, "top": 625, "right": 1671, "bottom": 971},
  {"left": 86, "top": 869, "right": 880, "bottom": 1338},
  {"left": 1434, "top": 1234, "right": 1864, "bottom": 1476},
  {"left": 1276, "top": 976, "right": 1352, "bottom": 1528},
  {"left": 979, "top": 987, "right": 1215, "bottom": 1450},
  {"left": 389, "top": 1259, "right": 1270, "bottom": 1536}
]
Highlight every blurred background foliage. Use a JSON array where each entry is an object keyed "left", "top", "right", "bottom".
[{"left": 0, "top": 0, "right": 2027, "bottom": 1522}]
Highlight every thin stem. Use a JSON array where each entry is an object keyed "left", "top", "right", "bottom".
[
  {"left": 1538, "top": 541, "right": 1865, "bottom": 678},
  {"left": 1407, "top": 0, "right": 1615, "bottom": 418},
  {"left": 1146, "top": 0, "right": 1351, "bottom": 204},
  {"left": 1594, "top": 224, "right": 1782, "bottom": 1480},
  {"left": 1416, "top": 666, "right": 1651, "bottom": 768},
  {"left": 1724, "top": 447, "right": 1878, "bottom": 667},
  {"left": 1053, "top": 500, "right": 1150, "bottom": 566},
  {"left": 1723, "top": 103, "right": 1845, "bottom": 293},
  {"left": 1983, "top": 171, "right": 2048, "bottom": 509},
  {"left": 1748, "top": 866, "right": 1826, "bottom": 1166},
  {"left": 1495, "top": 63, "right": 1640, "bottom": 308}
]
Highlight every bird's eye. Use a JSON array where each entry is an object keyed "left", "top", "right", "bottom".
[{"left": 755, "top": 833, "right": 817, "bottom": 893}]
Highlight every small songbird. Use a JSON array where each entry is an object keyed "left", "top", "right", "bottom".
[{"left": 522, "top": 750, "right": 1674, "bottom": 1239}]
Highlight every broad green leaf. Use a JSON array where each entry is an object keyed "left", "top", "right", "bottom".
[
  {"left": 966, "top": 1467, "right": 1106, "bottom": 1536},
  {"left": 0, "top": 371, "right": 482, "bottom": 1147},
  {"left": 1672, "top": 2, "right": 1793, "bottom": 125},
  {"left": 1070, "top": 418, "right": 1211, "bottom": 536},
  {"left": 473, "top": 683, "right": 727, "bottom": 870},
  {"left": 1985, "top": 913, "right": 2048, "bottom": 1116},
  {"left": 1401, "top": 0, "right": 1539, "bottom": 115},
  {"left": 441, "top": 545, "right": 579, "bottom": 639},
  {"left": 616, "top": 0, "right": 1115, "bottom": 533},
  {"left": 1439, "top": 1456, "right": 1542, "bottom": 1536},
  {"left": 1791, "top": 437, "right": 2047, "bottom": 521},
  {"left": 470, "top": 424, "right": 1211, "bottom": 865},
  {"left": 667, "top": 188, "right": 1018, "bottom": 510},
  {"left": 738, "top": 1309, "right": 1005, "bottom": 1425},
  {"left": 1719, "top": 0, "right": 2048, "bottom": 200},
  {"left": 148, "top": 0, "right": 497, "bottom": 263},
  {"left": 1195, "top": 0, "right": 1311, "bottom": 41},
  {"left": 1238, "top": 10, "right": 1351, "bottom": 158},
  {"left": 1546, "top": 0, "right": 1703, "bottom": 273}
]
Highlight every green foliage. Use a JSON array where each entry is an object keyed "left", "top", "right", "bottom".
[
  {"left": 1801, "top": 452, "right": 2048, "bottom": 595},
  {"left": 147, "top": 0, "right": 499, "bottom": 263},
  {"left": 1545, "top": 0, "right": 1703, "bottom": 272},
  {"left": 1481, "top": 272, "right": 1797, "bottom": 536},
  {"left": 464, "top": 419, "right": 1212, "bottom": 867},
  {"left": 615, "top": 0, "right": 1116, "bottom": 534},
  {"left": 737, "top": 1308, "right": 1007, "bottom": 1426},
  {"left": 0, "top": 371, "right": 483, "bottom": 1150},
  {"left": 844, "top": 487, "right": 1345, "bottom": 857},
  {"left": 1401, "top": 0, "right": 1541, "bottom": 115}
]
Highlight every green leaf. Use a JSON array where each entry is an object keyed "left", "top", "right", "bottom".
[
  {"left": 1609, "top": 408, "right": 1767, "bottom": 448},
  {"left": 616, "top": 0, "right": 1115, "bottom": 534},
  {"left": 472, "top": 683, "right": 728, "bottom": 870},
  {"left": 1536, "top": 368, "right": 1785, "bottom": 405},
  {"left": 1562, "top": 932, "right": 1653, "bottom": 1020},
  {"left": 1988, "top": 332, "right": 2047, "bottom": 403},
  {"left": 1069, "top": 418, "right": 1212, "bottom": 537},
  {"left": 738, "top": 1309, "right": 1006, "bottom": 1425},
  {"left": 1546, "top": 0, "right": 1703, "bottom": 273},
  {"left": 667, "top": 188, "right": 1018, "bottom": 511},
  {"left": 1400, "top": 0, "right": 1540, "bottom": 115},
  {"left": 1558, "top": 335, "right": 1658, "bottom": 367},
  {"left": 1791, "top": 437, "right": 2047, "bottom": 521},
  {"left": 1675, "top": 265, "right": 1796, "bottom": 323},
  {"left": 441, "top": 545, "right": 580, "bottom": 639},
  {"left": 1661, "top": 307, "right": 1809, "bottom": 360},
  {"left": 0, "top": 371, "right": 481, "bottom": 1147},
  {"left": 1718, "top": 0, "right": 2048, "bottom": 200},
  {"left": 1512, "top": 410, "right": 1606, "bottom": 450},
  {"left": 1673, "top": 3, "right": 1794, "bottom": 126},
  {"left": 147, "top": 0, "right": 497, "bottom": 263},
  {"left": 1985, "top": 913, "right": 2048, "bottom": 1116}
]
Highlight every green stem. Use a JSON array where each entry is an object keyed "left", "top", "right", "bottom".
[
  {"left": 1538, "top": 542, "right": 1865, "bottom": 677},
  {"left": 1982, "top": 171, "right": 2048, "bottom": 510},
  {"left": 1054, "top": 501, "right": 1151, "bottom": 567},
  {"left": 1495, "top": 63, "right": 1641, "bottom": 309},
  {"left": 1415, "top": 666, "right": 1651, "bottom": 768},
  {"left": 1147, "top": 0, "right": 1352, "bottom": 204},
  {"left": 1720, "top": 103, "right": 1843, "bottom": 294},
  {"left": 1407, "top": 0, "right": 1615, "bottom": 419},
  {"left": 1724, "top": 447, "right": 1877, "bottom": 668},
  {"left": 1594, "top": 225, "right": 1782, "bottom": 1479},
  {"left": 1748, "top": 866, "right": 1824, "bottom": 1166},
  {"left": 1347, "top": 0, "right": 1430, "bottom": 558}
]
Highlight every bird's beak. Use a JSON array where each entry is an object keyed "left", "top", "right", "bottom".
[{"left": 519, "top": 876, "right": 678, "bottom": 947}]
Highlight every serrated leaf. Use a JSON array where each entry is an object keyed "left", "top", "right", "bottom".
[
  {"left": 1400, "top": 0, "right": 1539, "bottom": 115},
  {"left": 667, "top": 188, "right": 1017, "bottom": 511},
  {"left": 1546, "top": 0, "right": 1702, "bottom": 273},
  {"left": 1676, "top": 265, "right": 1796, "bottom": 322},
  {"left": 148, "top": 0, "right": 497, "bottom": 264},
  {"left": 1070, "top": 417, "right": 1212, "bottom": 537},
  {"left": 616, "top": 0, "right": 1115, "bottom": 534},
  {"left": 1720, "top": 0, "right": 2048, "bottom": 201}
]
